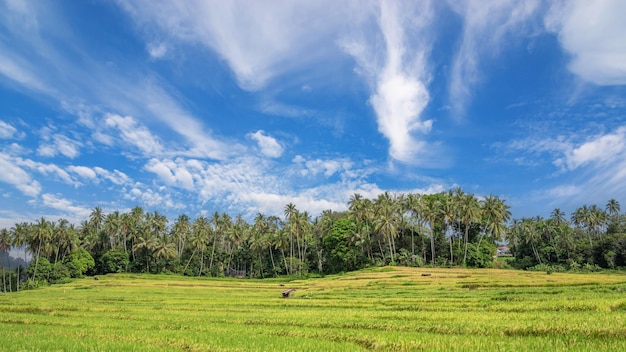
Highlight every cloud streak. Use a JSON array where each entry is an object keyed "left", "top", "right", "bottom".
[
  {"left": 341, "top": 1, "right": 434, "bottom": 164},
  {"left": 545, "top": 0, "right": 626, "bottom": 85},
  {"left": 448, "top": 0, "right": 540, "bottom": 117}
]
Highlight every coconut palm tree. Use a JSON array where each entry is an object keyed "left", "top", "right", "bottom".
[
  {"left": 456, "top": 192, "right": 480, "bottom": 266},
  {"left": 190, "top": 216, "right": 210, "bottom": 276},
  {"left": 606, "top": 199, "right": 621, "bottom": 217},
  {"left": 153, "top": 233, "right": 177, "bottom": 271},
  {"left": 284, "top": 203, "right": 298, "bottom": 274},
  {"left": 550, "top": 208, "right": 567, "bottom": 226},
  {"left": 480, "top": 195, "right": 511, "bottom": 249},
  {"left": 374, "top": 192, "right": 400, "bottom": 264},
  {"left": 422, "top": 194, "right": 442, "bottom": 265},
  {"left": 172, "top": 214, "right": 191, "bottom": 259},
  {"left": 30, "top": 217, "right": 52, "bottom": 283},
  {"left": 0, "top": 228, "right": 10, "bottom": 292}
]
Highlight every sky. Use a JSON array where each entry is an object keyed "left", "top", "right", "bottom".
[{"left": 1, "top": 0, "right": 625, "bottom": 228}]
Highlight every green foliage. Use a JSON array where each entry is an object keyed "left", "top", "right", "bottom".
[
  {"left": 64, "top": 248, "right": 95, "bottom": 277},
  {"left": 98, "top": 250, "right": 129, "bottom": 274},
  {"left": 464, "top": 242, "right": 496, "bottom": 268},
  {"left": 322, "top": 218, "right": 365, "bottom": 274}
]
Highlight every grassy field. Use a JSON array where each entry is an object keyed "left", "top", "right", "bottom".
[{"left": 1, "top": 267, "right": 626, "bottom": 351}]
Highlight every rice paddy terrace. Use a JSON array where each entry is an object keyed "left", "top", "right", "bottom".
[{"left": 2, "top": 267, "right": 626, "bottom": 351}]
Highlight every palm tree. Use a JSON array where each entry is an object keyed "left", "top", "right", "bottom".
[
  {"left": 132, "top": 232, "right": 158, "bottom": 273},
  {"left": 441, "top": 191, "right": 457, "bottom": 264},
  {"left": 190, "top": 216, "right": 210, "bottom": 276},
  {"left": 0, "top": 228, "right": 10, "bottom": 292},
  {"left": 128, "top": 206, "right": 145, "bottom": 260},
  {"left": 30, "top": 217, "right": 52, "bottom": 283},
  {"left": 10, "top": 222, "right": 29, "bottom": 291},
  {"left": 89, "top": 206, "right": 105, "bottom": 236},
  {"left": 550, "top": 208, "right": 567, "bottom": 226},
  {"left": 606, "top": 199, "right": 621, "bottom": 217},
  {"left": 374, "top": 192, "right": 400, "bottom": 264},
  {"left": 153, "top": 233, "right": 177, "bottom": 271},
  {"left": 104, "top": 211, "right": 121, "bottom": 251},
  {"left": 172, "top": 214, "right": 191, "bottom": 259},
  {"left": 572, "top": 205, "right": 597, "bottom": 246},
  {"left": 456, "top": 192, "right": 480, "bottom": 266},
  {"left": 284, "top": 203, "right": 298, "bottom": 275},
  {"left": 480, "top": 195, "right": 511, "bottom": 249},
  {"left": 422, "top": 194, "right": 442, "bottom": 265}
]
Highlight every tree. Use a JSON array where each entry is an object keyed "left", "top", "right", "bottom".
[
  {"left": 284, "top": 203, "right": 298, "bottom": 275},
  {"left": 422, "top": 194, "right": 442, "bottom": 265},
  {"left": 64, "top": 248, "right": 95, "bottom": 277},
  {"left": 30, "top": 217, "right": 52, "bottom": 284},
  {"left": 172, "top": 214, "right": 191, "bottom": 259},
  {"left": 456, "top": 192, "right": 480, "bottom": 266},
  {"left": 481, "top": 195, "right": 511, "bottom": 249},
  {"left": 0, "top": 228, "right": 10, "bottom": 292},
  {"left": 606, "top": 199, "right": 621, "bottom": 218},
  {"left": 374, "top": 192, "right": 400, "bottom": 264}
]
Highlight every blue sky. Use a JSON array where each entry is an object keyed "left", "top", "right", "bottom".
[{"left": 1, "top": 0, "right": 625, "bottom": 227}]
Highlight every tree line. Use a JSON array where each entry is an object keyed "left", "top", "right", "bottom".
[{"left": 0, "top": 188, "right": 624, "bottom": 292}]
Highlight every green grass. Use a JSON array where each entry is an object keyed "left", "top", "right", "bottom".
[{"left": 1, "top": 268, "right": 626, "bottom": 351}]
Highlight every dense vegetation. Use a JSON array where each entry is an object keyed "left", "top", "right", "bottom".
[
  {"left": 2, "top": 268, "right": 626, "bottom": 351},
  {"left": 0, "top": 188, "right": 624, "bottom": 292}
]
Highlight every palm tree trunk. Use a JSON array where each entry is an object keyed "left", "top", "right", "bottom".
[
  {"left": 32, "top": 241, "right": 42, "bottom": 284},
  {"left": 183, "top": 247, "right": 197, "bottom": 274},
  {"left": 387, "top": 235, "right": 394, "bottom": 263},
  {"left": 200, "top": 246, "right": 205, "bottom": 276},
  {"left": 209, "top": 238, "right": 217, "bottom": 274},
  {"left": 281, "top": 248, "right": 288, "bottom": 275},
  {"left": 449, "top": 232, "right": 454, "bottom": 265},
  {"left": 463, "top": 226, "right": 469, "bottom": 266},
  {"left": 268, "top": 247, "right": 276, "bottom": 277},
  {"left": 430, "top": 230, "right": 436, "bottom": 266}
]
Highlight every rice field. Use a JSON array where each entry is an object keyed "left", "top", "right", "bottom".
[{"left": 1, "top": 267, "right": 626, "bottom": 351}]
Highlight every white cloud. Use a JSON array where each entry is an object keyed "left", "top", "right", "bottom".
[
  {"left": 144, "top": 158, "right": 195, "bottom": 190},
  {"left": 104, "top": 113, "right": 163, "bottom": 155},
  {"left": 0, "top": 153, "right": 41, "bottom": 197},
  {"left": 448, "top": 0, "right": 540, "bottom": 117},
  {"left": 37, "top": 130, "right": 82, "bottom": 159},
  {"left": 258, "top": 100, "right": 315, "bottom": 118},
  {"left": 67, "top": 165, "right": 97, "bottom": 180},
  {"left": 292, "top": 155, "right": 353, "bottom": 178},
  {"left": 40, "top": 193, "right": 92, "bottom": 219},
  {"left": 94, "top": 167, "right": 131, "bottom": 185},
  {"left": 147, "top": 41, "right": 167, "bottom": 59},
  {"left": 122, "top": 183, "right": 183, "bottom": 209},
  {"left": 546, "top": 0, "right": 626, "bottom": 85},
  {"left": 117, "top": 0, "right": 353, "bottom": 90},
  {"left": 341, "top": 1, "right": 434, "bottom": 164},
  {"left": 248, "top": 130, "right": 284, "bottom": 158},
  {"left": 559, "top": 126, "right": 626, "bottom": 171},
  {"left": 0, "top": 121, "right": 17, "bottom": 138}
]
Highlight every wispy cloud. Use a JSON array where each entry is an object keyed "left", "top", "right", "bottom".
[
  {"left": 341, "top": 1, "right": 435, "bottom": 164},
  {"left": 41, "top": 193, "right": 92, "bottom": 220},
  {"left": 448, "top": 0, "right": 540, "bottom": 117},
  {"left": 545, "top": 0, "right": 626, "bottom": 85},
  {"left": 557, "top": 127, "right": 626, "bottom": 170},
  {"left": 0, "top": 121, "right": 17, "bottom": 139},
  {"left": 104, "top": 113, "right": 163, "bottom": 156},
  {"left": 0, "top": 153, "right": 41, "bottom": 197},
  {"left": 36, "top": 126, "right": 82, "bottom": 159},
  {"left": 506, "top": 125, "right": 626, "bottom": 210},
  {"left": 116, "top": 0, "right": 352, "bottom": 91},
  {"left": 247, "top": 130, "right": 284, "bottom": 158}
]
